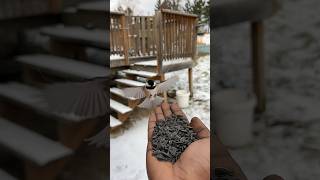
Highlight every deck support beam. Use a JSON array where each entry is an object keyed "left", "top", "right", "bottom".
[
  {"left": 188, "top": 68, "right": 193, "bottom": 97},
  {"left": 251, "top": 21, "right": 266, "bottom": 113}
]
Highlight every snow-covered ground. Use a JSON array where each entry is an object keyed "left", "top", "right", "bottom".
[
  {"left": 215, "top": 0, "right": 320, "bottom": 179},
  {"left": 110, "top": 55, "right": 210, "bottom": 180}
]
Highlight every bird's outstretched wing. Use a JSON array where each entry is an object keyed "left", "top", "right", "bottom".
[
  {"left": 85, "top": 127, "right": 108, "bottom": 148},
  {"left": 44, "top": 79, "right": 108, "bottom": 118},
  {"left": 122, "top": 87, "right": 146, "bottom": 99},
  {"left": 156, "top": 76, "right": 179, "bottom": 94},
  {"left": 138, "top": 96, "right": 163, "bottom": 109}
]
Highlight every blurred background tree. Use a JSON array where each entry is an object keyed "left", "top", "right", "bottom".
[
  {"left": 155, "top": 0, "right": 182, "bottom": 11},
  {"left": 117, "top": 6, "right": 134, "bottom": 16},
  {"left": 184, "top": 0, "right": 209, "bottom": 24}
]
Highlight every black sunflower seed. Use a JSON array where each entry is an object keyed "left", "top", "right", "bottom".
[{"left": 152, "top": 114, "right": 199, "bottom": 163}]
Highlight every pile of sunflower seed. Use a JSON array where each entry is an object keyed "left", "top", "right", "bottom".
[{"left": 152, "top": 114, "right": 198, "bottom": 163}]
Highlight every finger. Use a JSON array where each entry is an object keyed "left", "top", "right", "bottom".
[
  {"left": 148, "top": 111, "right": 157, "bottom": 142},
  {"left": 170, "top": 102, "right": 187, "bottom": 118},
  {"left": 161, "top": 102, "right": 172, "bottom": 118},
  {"left": 190, "top": 117, "right": 210, "bottom": 138},
  {"left": 155, "top": 106, "right": 165, "bottom": 121}
]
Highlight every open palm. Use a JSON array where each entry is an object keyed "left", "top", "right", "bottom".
[{"left": 146, "top": 102, "right": 210, "bottom": 180}]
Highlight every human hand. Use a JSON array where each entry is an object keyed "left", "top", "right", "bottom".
[{"left": 146, "top": 102, "right": 210, "bottom": 180}]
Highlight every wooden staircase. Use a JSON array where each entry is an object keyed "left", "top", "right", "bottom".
[{"left": 0, "top": 1, "right": 110, "bottom": 179}]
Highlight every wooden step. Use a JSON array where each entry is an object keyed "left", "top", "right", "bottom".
[
  {"left": 110, "top": 115, "right": 122, "bottom": 129},
  {"left": 0, "top": 82, "right": 86, "bottom": 122},
  {"left": 132, "top": 60, "right": 157, "bottom": 72},
  {"left": 110, "top": 87, "right": 137, "bottom": 100},
  {"left": 0, "top": 117, "right": 73, "bottom": 166},
  {"left": 134, "top": 60, "right": 158, "bottom": 67},
  {"left": 77, "top": 1, "right": 107, "bottom": 13},
  {"left": 122, "top": 69, "right": 157, "bottom": 78},
  {"left": 16, "top": 54, "right": 109, "bottom": 80},
  {"left": 41, "top": 26, "right": 107, "bottom": 49},
  {"left": 132, "top": 59, "right": 193, "bottom": 73},
  {"left": 110, "top": 99, "right": 132, "bottom": 114},
  {"left": 115, "top": 79, "right": 145, "bottom": 87},
  {"left": 110, "top": 56, "right": 156, "bottom": 68},
  {"left": 62, "top": 5, "right": 106, "bottom": 29},
  {"left": 0, "top": 169, "right": 17, "bottom": 180}
]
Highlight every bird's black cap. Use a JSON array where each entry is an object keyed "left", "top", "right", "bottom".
[{"left": 146, "top": 80, "right": 155, "bottom": 89}]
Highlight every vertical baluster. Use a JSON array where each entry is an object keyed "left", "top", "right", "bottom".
[{"left": 141, "top": 17, "right": 146, "bottom": 56}]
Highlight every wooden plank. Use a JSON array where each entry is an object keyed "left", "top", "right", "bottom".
[
  {"left": 110, "top": 99, "right": 132, "bottom": 114},
  {"left": 0, "top": 82, "right": 86, "bottom": 122},
  {"left": 162, "top": 14, "right": 169, "bottom": 60},
  {"left": 0, "top": 117, "right": 73, "bottom": 166},
  {"left": 121, "top": 15, "right": 129, "bottom": 65},
  {"left": 192, "top": 18, "right": 198, "bottom": 60},
  {"left": 122, "top": 69, "right": 157, "bottom": 78},
  {"left": 110, "top": 115, "right": 122, "bottom": 128},
  {"left": 150, "top": 17, "right": 155, "bottom": 55},
  {"left": 141, "top": 17, "right": 146, "bottom": 56},
  {"left": 155, "top": 11, "right": 163, "bottom": 74},
  {"left": 16, "top": 54, "right": 110, "bottom": 80},
  {"left": 110, "top": 87, "right": 137, "bottom": 100},
  {"left": 77, "top": 1, "right": 108, "bottom": 13},
  {"left": 161, "top": 9, "right": 198, "bottom": 18},
  {"left": 41, "top": 26, "right": 107, "bottom": 50},
  {"left": 137, "top": 17, "right": 141, "bottom": 56}
]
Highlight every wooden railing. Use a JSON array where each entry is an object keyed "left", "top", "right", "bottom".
[
  {"left": 110, "top": 10, "right": 197, "bottom": 68},
  {"left": 127, "top": 16, "right": 156, "bottom": 57},
  {"left": 110, "top": 12, "right": 129, "bottom": 64},
  {"left": 155, "top": 9, "right": 198, "bottom": 73}
]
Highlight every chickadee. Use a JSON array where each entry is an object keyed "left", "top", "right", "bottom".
[
  {"left": 122, "top": 76, "right": 179, "bottom": 109},
  {"left": 86, "top": 76, "right": 179, "bottom": 147}
]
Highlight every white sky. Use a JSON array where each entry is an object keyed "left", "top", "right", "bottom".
[{"left": 110, "top": 0, "right": 187, "bottom": 16}]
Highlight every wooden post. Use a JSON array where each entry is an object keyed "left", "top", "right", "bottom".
[
  {"left": 251, "top": 21, "right": 266, "bottom": 113},
  {"left": 155, "top": 11, "right": 163, "bottom": 75},
  {"left": 188, "top": 68, "right": 193, "bottom": 97},
  {"left": 121, "top": 15, "right": 129, "bottom": 65},
  {"left": 189, "top": 18, "right": 197, "bottom": 98},
  {"left": 160, "top": 74, "right": 168, "bottom": 102}
]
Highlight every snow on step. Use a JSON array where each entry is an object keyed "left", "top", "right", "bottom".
[
  {"left": 115, "top": 79, "right": 145, "bottom": 87},
  {"left": 110, "top": 115, "right": 122, "bottom": 128},
  {"left": 0, "top": 169, "right": 17, "bottom": 180},
  {"left": 0, "top": 82, "right": 46, "bottom": 108},
  {"left": 110, "top": 87, "right": 137, "bottom": 100},
  {"left": 41, "top": 26, "right": 107, "bottom": 49},
  {"left": 134, "top": 58, "right": 193, "bottom": 66},
  {"left": 110, "top": 99, "right": 132, "bottom": 114},
  {"left": 0, "top": 82, "right": 86, "bottom": 122},
  {"left": 0, "top": 117, "right": 73, "bottom": 166},
  {"left": 134, "top": 60, "right": 157, "bottom": 66},
  {"left": 122, "top": 69, "right": 157, "bottom": 78},
  {"left": 16, "top": 54, "right": 109, "bottom": 80}
]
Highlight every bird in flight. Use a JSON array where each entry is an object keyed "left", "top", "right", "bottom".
[
  {"left": 43, "top": 76, "right": 178, "bottom": 147},
  {"left": 122, "top": 76, "right": 179, "bottom": 109}
]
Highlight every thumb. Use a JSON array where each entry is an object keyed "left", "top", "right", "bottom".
[{"left": 190, "top": 117, "right": 210, "bottom": 139}]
